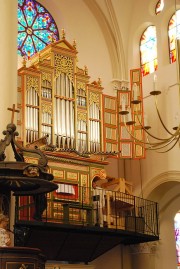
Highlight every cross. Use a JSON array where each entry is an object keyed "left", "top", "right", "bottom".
[{"left": 8, "top": 104, "right": 20, "bottom": 124}]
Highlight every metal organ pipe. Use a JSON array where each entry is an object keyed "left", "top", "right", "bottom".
[
  {"left": 70, "top": 81, "right": 74, "bottom": 149},
  {"left": 55, "top": 73, "right": 75, "bottom": 149},
  {"left": 89, "top": 102, "right": 100, "bottom": 152},
  {"left": 35, "top": 90, "right": 38, "bottom": 140},
  {"left": 55, "top": 77, "right": 59, "bottom": 146},
  {"left": 61, "top": 74, "right": 66, "bottom": 149},
  {"left": 65, "top": 75, "right": 70, "bottom": 148},
  {"left": 26, "top": 90, "right": 30, "bottom": 143},
  {"left": 25, "top": 87, "right": 39, "bottom": 144}
]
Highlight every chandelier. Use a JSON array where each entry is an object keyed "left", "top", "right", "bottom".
[{"left": 119, "top": 40, "right": 180, "bottom": 153}]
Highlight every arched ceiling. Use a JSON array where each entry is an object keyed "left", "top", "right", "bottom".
[
  {"left": 83, "top": 0, "right": 127, "bottom": 79},
  {"left": 36, "top": 0, "right": 136, "bottom": 93}
]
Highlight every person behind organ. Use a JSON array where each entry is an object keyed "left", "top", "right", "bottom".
[
  {"left": 92, "top": 177, "right": 106, "bottom": 227},
  {"left": 0, "top": 214, "right": 11, "bottom": 247}
]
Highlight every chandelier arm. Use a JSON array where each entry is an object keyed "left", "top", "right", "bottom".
[
  {"left": 143, "top": 125, "right": 179, "bottom": 140},
  {"left": 128, "top": 111, "right": 180, "bottom": 142},
  {"left": 144, "top": 134, "right": 166, "bottom": 149},
  {"left": 158, "top": 135, "right": 180, "bottom": 153},
  {"left": 130, "top": 112, "right": 178, "bottom": 141},
  {"left": 146, "top": 137, "right": 175, "bottom": 147},
  {"left": 146, "top": 134, "right": 152, "bottom": 146},
  {"left": 154, "top": 97, "right": 174, "bottom": 135},
  {"left": 147, "top": 135, "right": 180, "bottom": 153},
  {"left": 146, "top": 136, "right": 177, "bottom": 150},
  {"left": 123, "top": 119, "right": 173, "bottom": 146}
]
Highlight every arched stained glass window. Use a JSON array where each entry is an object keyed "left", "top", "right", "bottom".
[
  {"left": 168, "top": 10, "right": 180, "bottom": 63},
  {"left": 174, "top": 212, "right": 180, "bottom": 268},
  {"left": 140, "top": 26, "right": 158, "bottom": 76},
  {"left": 155, "top": 0, "right": 164, "bottom": 15},
  {"left": 18, "top": 0, "right": 59, "bottom": 58}
]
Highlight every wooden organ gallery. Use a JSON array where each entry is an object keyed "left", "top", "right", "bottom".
[{"left": 16, "top": 32, "right": 147, "bottom": 226}]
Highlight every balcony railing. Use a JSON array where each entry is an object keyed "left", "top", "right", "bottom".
[{"left": 15, "top": 186, "right": 159, "bottom": 237}]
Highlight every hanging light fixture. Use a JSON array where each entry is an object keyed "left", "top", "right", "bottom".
[
  {"left": 122, "top": 92, "right": 180, "bottom": 152},
  {"left": 118, "top": 0, "right": 180, "bottom": 154},
  {"left": 119, "top": 44, "right": 180, "bottom": 153}
]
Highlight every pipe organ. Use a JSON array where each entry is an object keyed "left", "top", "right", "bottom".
[
  {"left": 17, "top": 34, "right": 145, "bottom": 160},
  {"left": 17, "top": 33, "right": 146, "bottom": 224}
]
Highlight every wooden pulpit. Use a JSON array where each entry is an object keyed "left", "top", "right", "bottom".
[{"left": 0, "top": 247, "right": 46, "bottom": 269}]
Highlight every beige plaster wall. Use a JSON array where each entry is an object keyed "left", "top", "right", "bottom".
[
  {"left": 16, "top": 1, "right": 180, "bottom": 268},
  {"left": 0, "top": 0, "right": 18, "bottom": 141},
  {"left": 127, "top": 0, "right": 180, "bottom": 189}
]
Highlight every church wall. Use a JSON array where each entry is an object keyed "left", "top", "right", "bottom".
[
  {"left": 30, "top": 0, "right": 114, "bottom": 96},
  {"left": 90, "top": 245, "right": 128, "bottom": 269},
  {"left": 14, "top": 1, "right": 180, "bottom": 269},
  {"left": 40, "top": 0, "right": 180, "bottom": 197},
  {"left": 126, "top": 2, "right": 180, "bottom": 266},
  {"left": 0, "top": 0, "right": 18, "bottom": 140},
  {"left": 127, "top": 0, "right": 180, "bottom": 187},
  {"left": 155, "top": 188, "right": 180, "bottom": 269},
  {"left": 0, "top": 0, "right": 18, "bottom": 248},
  {"left": 16, "top": 0, "right": 180, "bottom": 195}
]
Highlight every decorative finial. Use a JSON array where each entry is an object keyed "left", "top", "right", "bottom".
[
  {"left": 7, "top": 104, "right": 19, "bottom": 124},
  {"left": 50, "top": 33, "right": 56, "bottom": 43},
  {"left": 22, "top": 56, "right": 27, "bottom": 67},
  {"left": 73, "top": 39, "right": 77, "bottom": 49},
  {"left": 61, "top": 28, "right": 66, "bottom": 39},
  {"left": 98, "top": 77, "right": 102, "bottom": 87},
  {"left": 37, "top": 52, "right": 42, "bottom": 63},
  {"left": 84, "top": 65, "right": 88, "bottom": 75},
  {"left": 27, "top": 51, "right": 31, "bottom": 60}
]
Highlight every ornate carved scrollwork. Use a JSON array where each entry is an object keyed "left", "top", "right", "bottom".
[
  {"left": 89, "top": 92, "right": 100, "bottom": 107},
  {"left": 26, "top": 76, "right": 39, "bottom": 93},
  {"left": 54, "top": 54, "right": 74, "bottom": 82}
]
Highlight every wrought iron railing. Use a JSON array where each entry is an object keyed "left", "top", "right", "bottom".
[{"left": 15, "top": 186, "right": 159, "bottom": 237}]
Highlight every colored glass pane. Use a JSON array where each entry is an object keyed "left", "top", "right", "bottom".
[
  {"left": 168, "top": 10, "right": 180, "bottom": 63},
  {"left": 140, "top": 26, "right": 158, "bottom": 76},
  {"left": 18, "top": 0, "right": 59, "bottom": 58},
  {"left": 155, "top": 0, "right": 164, "bottom": 15},
  {"left": 174, "top": 212, "right": 180, "bottom": 267}
]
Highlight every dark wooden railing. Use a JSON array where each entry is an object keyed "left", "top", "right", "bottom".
[{"left": 15, "top": 186, "right": 159, "bottom": 237}]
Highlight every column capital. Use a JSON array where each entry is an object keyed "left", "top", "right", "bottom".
[
  {"left": 111, "top": 79, "right": 129, "bottom": 91},
  {"left": 130, "top": 242, "right": 159, "bottom": 254}
]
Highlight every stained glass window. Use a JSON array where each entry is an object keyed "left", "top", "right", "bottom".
[
  {"left": 140, "top": 26, "right": 158, "bottom": 76},
  {"left": 18, "top": 0, "right": 59, "bottom": 58},
  {"left": 174, "top": 212, "right": 180, "bottom": 268},
  {"left": 155, "top": 0, "right": 164, "bottom": 15},
  {"left": 168, "top": 10, "right": 180, "bottom": 63}
]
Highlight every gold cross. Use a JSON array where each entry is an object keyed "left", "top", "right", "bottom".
[{"left": 8, "top": 104, "right": 19, "bottom": 124}]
